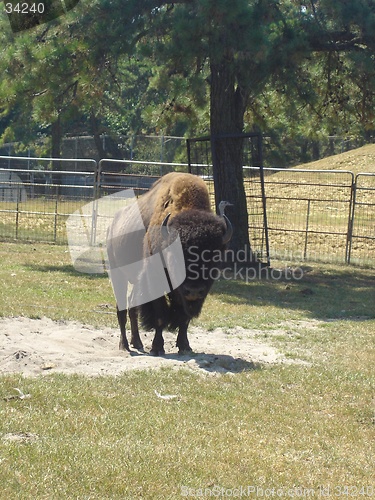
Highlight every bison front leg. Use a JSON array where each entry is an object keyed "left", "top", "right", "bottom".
[
  {"left": 150, "top": 324, "right": 165, "bottom": 356},
  {"left": 117, "top": 307, "right": 130, "bottom": 351},
  {"left": 176, "top": 318, "right": 193, "bottom": 355},
  {"left": 129, "top": 307, "right": 144, "bottom": 351}
]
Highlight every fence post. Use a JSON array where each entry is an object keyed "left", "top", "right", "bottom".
[
  {"left": 186, "top": 139, "right": 192, "bottom": 174},
  {"left": 346, "top": 173, "right": 356, "bottom": 265},
  {"left": 53, "top": 190, "right": 58, "bottom": 243},
  {"left": 90, "top": 160, "right": 100, "bottom": 246},
  {"left": 256, "top": 132, "right": 270, "bottom": 266},
  {"left": 303, "top": 199, "right": 311, "bottom": 260},
  {"left": 15, "top": 187, "right": 20, "bottom": 239}
]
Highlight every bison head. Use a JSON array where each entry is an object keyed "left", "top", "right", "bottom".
[{"left": 161, "top": 208, "right": 232, "bottom": 319}]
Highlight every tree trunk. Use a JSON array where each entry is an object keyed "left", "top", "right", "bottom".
[
  {"left": 51, "top": 116, "right": 62, "bottom": 193},
  {"left": 51, "top": 116, "right": 62, "bottom": 167},
  {"left": 311, "top": 140, "right": 320, "bottom": 160},
  {"left": 210, "top": 61, "right": 256, "bottom": 263},
  {"left": 91, "top": 113, "right": 107, "bottom": 160}
]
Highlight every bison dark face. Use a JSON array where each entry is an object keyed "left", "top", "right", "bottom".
[{"left": 161, "top": 209, "right": 232, "bottom": 321}]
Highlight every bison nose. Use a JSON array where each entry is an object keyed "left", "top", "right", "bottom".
[{"left": 183, "top": 283, "right": 206, "bottom": 300}]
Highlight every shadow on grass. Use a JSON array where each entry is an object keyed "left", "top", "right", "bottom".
[
  {"left": 25, "top": 262, "right": 108, "bottom": 279},
  {"left": 129, "top": 348, "right": 261, "bottom": 374},
  {"left": 210, "top": 265, "right": 375, "bottom": 321}
]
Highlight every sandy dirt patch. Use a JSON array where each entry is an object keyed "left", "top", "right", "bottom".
[{"left": 0, "top": 317, "right": 302, "bottom": 377}]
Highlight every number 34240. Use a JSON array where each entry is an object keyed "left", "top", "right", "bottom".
[{"left": 5, "top": 3, "right": 45, "bottom": 14}]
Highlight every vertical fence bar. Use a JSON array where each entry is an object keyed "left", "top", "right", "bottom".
[
  {"left": 186, "top": 139, "right": 192, "bottom": 174},
  {"left": 15, "top": 187, "right": 20, "bottom": 239},
  {"left": 303, "top": 199, "right": 311, "bottom": 260},
  {"left": 90, "top": 198, "right": 98, "bottom": 247},
  {"left": 259, "top": 167, "right": 270, "bottom": 266},
  {"left": 346, "top": 174, "right": 356, "bottom": 265},
  {"left": 257, "top": 132, "right": 270, "bottom": 266},
  {"left": 54, "top": 188, "right": 58, "bottom": 243},
  {"left": 90, "top": 160, "right": 100, "bottom": 246}
]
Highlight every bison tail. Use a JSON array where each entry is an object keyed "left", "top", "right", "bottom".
[{"left": 139, "top": 297, "right": 168, "bottom": 331}]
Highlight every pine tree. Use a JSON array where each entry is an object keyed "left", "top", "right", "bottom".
[{"left": 2, "top": 0, "right": 375, "bottom": 258}]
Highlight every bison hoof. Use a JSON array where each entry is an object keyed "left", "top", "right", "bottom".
[
  {"left": 150, "top": 348, "right": 165, "bottom": 357},
  {"left": 178, "top": 347, "right": 193, "bottom": 356},
  {"left": 131, "top": 342, "right": 144, "bottom": 352},
  {"left": 119, "top": 341, "right": 130, "bottom": 351}
]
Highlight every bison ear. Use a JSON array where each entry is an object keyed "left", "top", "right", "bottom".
[
  {"left": 222, "top": 214, "right": 233, "bottom": 245},
  {"left": 161, "top": 213, "right": 171, "bottom": 240}
]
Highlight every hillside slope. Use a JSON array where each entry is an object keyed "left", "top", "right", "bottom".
[{"left": 295, "top": 143, "right": 375, "bottom": 174}]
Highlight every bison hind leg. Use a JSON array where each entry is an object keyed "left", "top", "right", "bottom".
[
  {"left": 176, "top": 320, "right": 193, "bottom": 355},
  {"left": 150, "top": 327, "right": 165, "bottom": 357}
]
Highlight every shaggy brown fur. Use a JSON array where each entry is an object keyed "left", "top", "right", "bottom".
[{"left": 141, "top": 172, "right": 212, "bottom": 228}]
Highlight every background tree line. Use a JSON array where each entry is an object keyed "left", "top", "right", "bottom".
[{"left": 1, "top": 0, "right": 375, "bottom": 255}]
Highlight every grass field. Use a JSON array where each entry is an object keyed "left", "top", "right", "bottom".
[{"left": 0, "top": 241, "right": 374, "bottom": 498}]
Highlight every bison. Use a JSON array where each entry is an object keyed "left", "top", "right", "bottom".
[{"left": 106, "top": 172, "right": 232, "bottom": 356}]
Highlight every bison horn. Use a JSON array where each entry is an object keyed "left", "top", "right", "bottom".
[
  {"left": 218, "top": 200, "right": 233, "bottom": 245},
  {"left": 222, "top": 214, "right": 233, "bottom": 245},
  {"left": 161, "top": 213, "right": 171, "bottom": 239}
]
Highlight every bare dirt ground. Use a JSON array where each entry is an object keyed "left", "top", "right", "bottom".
[{"left": 0, "top": 317, "right": 304, "bottom": 377}]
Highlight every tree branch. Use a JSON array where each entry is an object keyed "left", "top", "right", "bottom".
[{"left": 308, "top": 30, "right": 374, "bottom": 52}]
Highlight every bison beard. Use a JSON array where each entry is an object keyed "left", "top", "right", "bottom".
[{"left": 107, "top": 172, "right": 232, "bottom": 356}]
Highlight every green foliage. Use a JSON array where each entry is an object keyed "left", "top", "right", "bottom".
[{"left": 1, "top": 0, "right": 375, "bottom": 160}]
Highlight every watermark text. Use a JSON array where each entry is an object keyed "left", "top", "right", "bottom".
[{"left": 181, "top": 484, "right": 374, "bottom": 497}]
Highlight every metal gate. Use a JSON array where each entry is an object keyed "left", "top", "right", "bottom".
[
  {"left": 187, "top": 133, "right": 270, "bottom": 265},
  {"left": 0, "top": 155, "right": 96, "bottom": 243},
  {"left": 349, "top": 173, "right": 375, "bottom": 265},
  {"left": 259, "top": 168, "right": 355, "bottom": 264}
]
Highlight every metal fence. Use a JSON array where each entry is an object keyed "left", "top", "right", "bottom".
[
  {"left": 250, "top": 168, "right": 357, "bottom": 264},
  {"left": 0, "top": 155, "right": 374, "bottom": 267},
  {"left": 349, "top": 173, "right": 375, "bottom": 265},
  {"left": 0, "top": 156, "right": 96, "bottom": 244}
]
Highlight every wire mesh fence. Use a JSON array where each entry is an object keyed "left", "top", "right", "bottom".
[
  {"left": 259, "top": 168, "right": 356, "bottom": 264},
  {"left": 97, "top": 158, "right": 179, "bottom": 196},
  {"left": 1, "top": 135, "right": 187, "bottom": 165},
  {"left": 350, "top": 173, "right": 375, "bottom": 266},
  {"left": 0, "top": 157, "right": 96, "bottom": 244},
  {"left": 0, "top": 155, "right": 373, "bottom": 267},
  {"left": 243, "top": 167, "right": 270, "bottom": 264}
]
